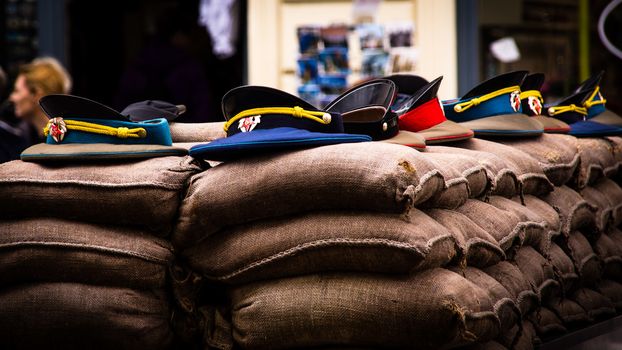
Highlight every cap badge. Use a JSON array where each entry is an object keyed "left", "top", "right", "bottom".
[
  {"left": 527, "top": 96, "right": 542, "bottom": 115},
  {"left": 510, "top": 90, "right": 521, "bottom": 112},
  {"left": 238, "top": 115, "right": 261, "bottom": 132},
  {"left": 48, "top": 117, "right": 68, "bottom": 143}
]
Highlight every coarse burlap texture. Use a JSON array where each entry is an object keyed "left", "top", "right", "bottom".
[
  {"left": 460, "top": 341, "right": 509, "bottom": 350},
  {"left": 183, "top": 209, "right": 459, "bottom": 284},
  {"left": 593, "top": 233, "right": 622, "bottom": 280},
  {"left": 514, "top": 246, "right": 559, "bottom": 304},
  {"left": 548, "top": 242, "right": 579, "bottom": 294},
  {"left": 230, "top": 269, "right": 500, "bottom": 349},
  {"left": 419, "top": 156, "right": 470, "bottom": 209},
  {"left": 0, "top": 283, "right": 173, "bottom": 349},
  {"left": 605, "top": 136, "right": 622, "bottom": 174},
  {"left": 197, "top": 304, "right": 234, "bottom": 350},
  {"left": 564, "top": 231, "right": 602, "bottom": 287},
  {"left": 421, "top": 152, "right": 490, "bottom": 198},
  {"left": 575, "top": 138, "right": 617, "bottom": 188},
  {"left": 449, "top": 266, "right": 520, "bottom": 333},
  {"left": 483, "top": 262, "right": 539, "bottom": 316},
  {"left": 498, "top": 134, "right": 580, "bottom": 187},
  {"left": 608, "top": 227, "right": 622, "bottom": 270},
  {"left": 511, "top": 320, "right": 538, "bottom": 350},
  {"left": 169, "top": 122, "right": 226, "bottom": 143},
  {"left": 542, "top": 186, "right": 597, "bottom": 236},
  {"left": 580, "top": 186, "right": 614, "bottom": 232},
  {"left": 0, "top": 218, "right": 173, "bottom": 289},
  {"left": 515, "top": 195, "right": 563, "bottom": 246},
  {"left": 598, "top": 279, "right": 622, "bottom": 311},
  {"left": 530, "top": 307, "right": 567, "bottom": 339},
  {"left": 426, "top": 208, "right": 505, "bottom": 268},
  {"left": 174, "top": 143, "right": 447, "bottom": 250},
  {"left": 489, "top": 196, "right": 550, "bottom": 256},
  {"left": 570, "top": 288, "right": 616, "bottom": 321},
  {"left": 593, "top": 178, "right": 622, "bottom": 227},
  {"left": 0, "top": 156, "right": 201, "bottom": 236},
  {"left": 452, "top": 138, "right": 554, "bottom": 197},
  {"left": 426, "top": 146, "right": 519, "bottom": 198},
  {"left": 455, "top": 199, "right": 524, "bottom": 256},
  {"left": 547, "top": 298, "right": 590, "bottom": 329}
]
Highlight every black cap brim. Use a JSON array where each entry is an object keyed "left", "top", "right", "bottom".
[{"left": 39, "top": 95, "right": 127, "bottom": 121}]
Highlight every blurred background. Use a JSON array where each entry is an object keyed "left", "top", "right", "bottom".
[{"left": 0, "top": 0, "right": 620, "bottom": 157}]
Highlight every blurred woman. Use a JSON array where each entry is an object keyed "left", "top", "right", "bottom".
[{"left": 9, "top": 57, "right": 72, "bottom": 139}]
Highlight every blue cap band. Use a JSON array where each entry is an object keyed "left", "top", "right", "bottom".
[
  {"left": 443, "top": 91, "right": 522, "bottom": 123},
  {"left": 45, "top": 118, "right": 173, "bottom": 146}
]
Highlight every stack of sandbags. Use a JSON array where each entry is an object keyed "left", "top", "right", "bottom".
[
  {"left": 488, "top": 135, "right": 622, "bottom": 344},
  {"left": 176, "top": 138, "right": 600, "bottom": 350},
  {"left": 0, "top": 156, "right": 202, "bottom": 348},
  {"left": 173, "top": 142, "right": 519, "bottom": 349}
]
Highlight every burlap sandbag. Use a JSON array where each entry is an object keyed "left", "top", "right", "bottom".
[
  {"left": 0, "top": 218, "right": 173, "bottom": 289},
  {"left": 593, "top": 178, "right": 622, "bottom": 226},
  {"left": 455, "top": 199, "right": 524, "bottom": 256},
  {"left": 173, "top": 143, "right": 447, "bottom": 249},
  {"left": 570, "top": 288, "right": 616, "bottom": 321},
  {"left": 597, "top": 279, "right": 622, "bottom": 311},
  {"left": 515, "top": 195, "right": 563, "bottom": 247},
  {"left": 605, "top": 136, "right": 622, "bottom": 176},
  {"left": 450, "top": 267, "right": 520, "bottom": 334},
  {"left": 530, "top": 307, "right": 567, "bottom": 340},
  {"left": 459, "top": 341, "right": 508, "bottom": 350},
  {"left": 426, "top": 208, "right": 505, "bottom": 268},
  {"left": 419, "top": 156, "right": 471, "bottom": 209},
  {"left": 0, "top": 157, "right": 200, "bottom": 236},
  {"left": 564, "top": 231, "right": 601, "bottom": 287},
  {"left": 169, "top": 122, "right": 226, "bottom": 142},
  {"left": 230, "top": 269, "right": 500, "bottom": 349},
  {"left": 547, "top": 298, "right": 590, "bottom": 329},
  {"left": 452, "top": 138, "right": 554, "bottom": 197},
  {"left": 183, "top": 209, "right": 459, "bottom": 284},
  {"left": 422, "top": 151, "right": 490, "bottom": 198},
  {"left": 580, "top": 186, "right": 614, "bottom": 232},
  {"left": 542, "top": 186, "right": 597, "bottom": 236},
  {"left": 548, "top": 242, "right": 579, "bottom": 294},
  {"left": 575, "top": 138, "right": 617, "bottom": 188},
  {"left": 511, "top": 320, "right": 537, "bottom": 350},
  {"left": 425, "top": 146, "right": 519, "bottom": 198},
  {"left": 514, "top": 246, "right": 559, "bottom": 304},
  {"left": 593, "top": 233, "right": 622, "bottom": 280},
  {"left": 0, "top": 282, "right": 172, "bottom": 349},
  {"left": 489, "top": 196, "right": 549, "bottom": 256},
  {"left": 499, "top": 134, "right": 580, "bottom": 187},
  {"left": 607, "top": 227, "right": 622, "bottom": 249},
  {"left": 483, "top": 262, "right": 539, "bottom": 316}
]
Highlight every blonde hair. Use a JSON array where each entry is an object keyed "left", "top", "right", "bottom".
[{"left": 19, "top": 57, "right": 72, "bottom": 95}]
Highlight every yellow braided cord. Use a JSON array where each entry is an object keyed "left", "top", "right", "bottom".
[
  {"left": 224, "top": 106, "right": 331, "bottom": 132},
  {"left": 44, "top": 119, "right": 147, "bottom": 139},
  {"left": 548, "top": 104, "right": 587, "bottom": 116},
  {"left": 583, "top": 86, "right": 607, "bottom": 108},
  {"left": 519, "top": 90, "right": 543, "bottom": 102},
  {"left": 453, "top": 86, "right": 520, "bottom": 113}
]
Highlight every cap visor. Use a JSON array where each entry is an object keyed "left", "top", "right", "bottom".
[
  {"left": 531, "top": 115, "right": 570, "bottom": 133},
  {"left": 21, "top": 143, "right": 188, "bottom": 162},
  {"left": 416, "top": 120, "right": 474, "bottom": 144},
  {"left": 568, "top": 120, "right": 622, "bottom": 137},
  {"left": 456, "top": 113, "right": 544, "bottom": 137},
  {"left": 381, "top": 130, "right": 426, "bottom": 150},
  {"left": 590, "top": 109, "right": 622, "bottom": 127},
  {"left": 188, "top": 127, "right": 371, "bottom": 161}
]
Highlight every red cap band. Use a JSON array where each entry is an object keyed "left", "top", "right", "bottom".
[{"left": 398, "top": 97, "right": 447, "bottom": 132}]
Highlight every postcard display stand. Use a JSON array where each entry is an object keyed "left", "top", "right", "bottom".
[{"left": 296, "top": 23, "right": 415, "bottom": 108}]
